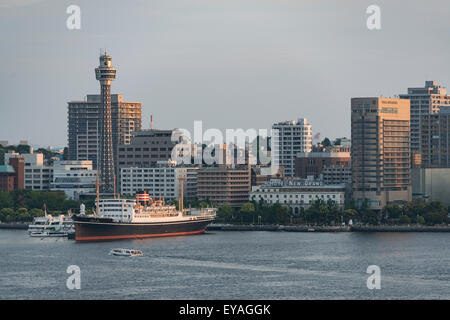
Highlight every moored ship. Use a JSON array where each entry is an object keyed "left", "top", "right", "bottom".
[{"left": 73, "top": 196, "right": 215, "bottom": 242}]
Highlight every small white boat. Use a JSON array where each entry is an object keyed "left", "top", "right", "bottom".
[{"left": 109, "top": 248, "right": 143, "bottom": 257}]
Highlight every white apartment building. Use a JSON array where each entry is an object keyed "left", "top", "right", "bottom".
[
  {"left": 250, "top": 178, "right": 346, "bottom": 214},
  {"left": 50, "top": 160, "right": 97, "bottom": 199},
  {"left": 120, "top": 161, "right": 198, "bottom": 200},
  {"left": 272, "top": 118, "right": 312, "bottom": 177},
  {"left": 5, "top": 152, "right": 53, "bottom": 190}
]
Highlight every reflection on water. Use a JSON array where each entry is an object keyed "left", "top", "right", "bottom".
[{"left": 0, "top": 229, "right": 449, "bottom": 299}]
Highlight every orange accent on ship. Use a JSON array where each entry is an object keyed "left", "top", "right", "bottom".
[{"left": 76, "top": 229, "right": 205, "bottom": 242}]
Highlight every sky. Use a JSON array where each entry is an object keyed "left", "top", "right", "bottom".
[{"left": 0, "top": 0, "right": 449, "bottom": 147}]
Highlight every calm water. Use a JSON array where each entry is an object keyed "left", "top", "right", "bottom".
[{"left": 0, "top": 229, "right": 449, "bottom": 299}]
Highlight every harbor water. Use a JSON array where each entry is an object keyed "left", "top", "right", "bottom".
[{"left": 0, "top": 229, "right": 449, "bottom": 299}]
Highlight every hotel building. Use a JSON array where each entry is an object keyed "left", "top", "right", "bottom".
[
  {"left": 250, "top": 178, "right": 346, "bottom": 214},
  {"left": 351, "top": 97, "right": 412, "bottom": 210}
]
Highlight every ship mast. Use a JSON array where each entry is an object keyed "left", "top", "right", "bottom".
[
  {"left": 96, "top": 169, "right": 100, "bottom": 217},
  {"left": 179, "top": 167, "right": 184, "bottom": 215},
  {"left": 113, "top": 174, "right": 116, "bottom": 199}
]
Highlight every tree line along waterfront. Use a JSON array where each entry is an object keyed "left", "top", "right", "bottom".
[
  {"left": 0, "top": 190, "right": 94, "bottom": 223},
  {"left": 0, "top": 189, "right": 448, "bottom": 226},
  {"left": 215, "top": 199, "right": 450, "bottom": 226}
]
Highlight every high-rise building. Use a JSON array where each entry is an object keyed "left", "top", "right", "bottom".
[
  {"left": 420, "top": 106, "right": 450, "bottom": 167},
  {"left": 399, "top": 81, "right": 450, "bottom": 156},
  {"left": 117, "top": 129, "right": 176, "bottom": 169},
  {"left": 351, "top": 97, "right": 412, "bottom": 210},
  {"left": 272, "top": 118, "right": 312, "bottom": 177},
  {"left": 68, "top": 94, "right": 141, "bottom": 168},
  {"left": 68, "top": 54, "right": 142, "bottom": 189}
]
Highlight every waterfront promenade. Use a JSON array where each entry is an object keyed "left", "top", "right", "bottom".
[{"left": 207, "top": 223, "right": 450, "bottom": 232}]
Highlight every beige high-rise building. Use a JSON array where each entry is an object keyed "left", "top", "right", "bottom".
[{"left": 351, "top": 97, "right": 412, "bottom": 210}]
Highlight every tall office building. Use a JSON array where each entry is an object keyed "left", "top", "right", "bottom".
[
  {"left": 68, "top": 54, "right": 142, "bottom": 190},
  {"left": 399, "top": 81, "right": 450, "bottom": 156},
  {"left": 272, "top": 118, "right": 312, "bottom": 177},
  {"left": 351, "top": 98, "right": 411, "bottom": 210},
  {"left": 117, "top": 129, "right": 176, "bottom": 169}
]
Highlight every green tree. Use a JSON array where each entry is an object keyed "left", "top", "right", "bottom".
[
  {"left": 15, "top": 207, "right": 31, "bottom": 222},
  {"left": 29, "top": 208, "right": 44, "bottom": 218},
  {"left": 239, "top": 202, "right": 256, "bottom": 223},
  {"left": 424, "top": 212, "right": 445, "bottom": 225},
  {"left": 343, "top": 209, "right": 357, "bottom": 224},
  {"left": 0, "top": 208, "right": 14, "bottom": 222},
  {"left": 272, "top": 203, "right": 290, "bottom": 225},
  {"left": 217, "top": 205, "right": 234, "bottom": 222},
  {"left": 0, "top": 191, "right": 13, "bottom": 209},
  {"left": 16, "top": 144, "right": 31, "bottom": 154},
  {"left": 321, "top": 138, "right": 331, "bottom": 147},
  {"left": 383, "top": 203, "right": 402, "bottom": 220},
  {"left": 417, "top": 216, "right": 425, "bottom": 225},
  {"left": 399, "top": 215, "right": 411, "bottom": 224}
]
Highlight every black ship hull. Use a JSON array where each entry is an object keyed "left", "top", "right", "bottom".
[{"left": 72, "top": 216, "right": 214, "bottom": 242}]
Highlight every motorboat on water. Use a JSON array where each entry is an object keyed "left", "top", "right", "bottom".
[{"left": 109, "top": 248, "right": 143, "bottom": 257}]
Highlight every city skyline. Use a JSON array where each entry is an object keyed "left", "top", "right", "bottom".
[{"left": 1, "top": 0, "right": 450, "bottom": 146}]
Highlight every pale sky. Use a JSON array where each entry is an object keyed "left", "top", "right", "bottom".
[{"left": 1, "top": 0, "right": 449, "bottom": 147}]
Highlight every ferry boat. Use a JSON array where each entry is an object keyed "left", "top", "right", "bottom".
[
  {"left": 27, "top": 216, "right": 50, "bottom": 234},
  {"left": 109, "top": 248, "right": 143, "bottom": 256},
  {"left": 72, "top": 171, "right": 216, "bottom": 242},
  {"left": 28, "top": 212, "right": 75, "bottom": 237}
]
